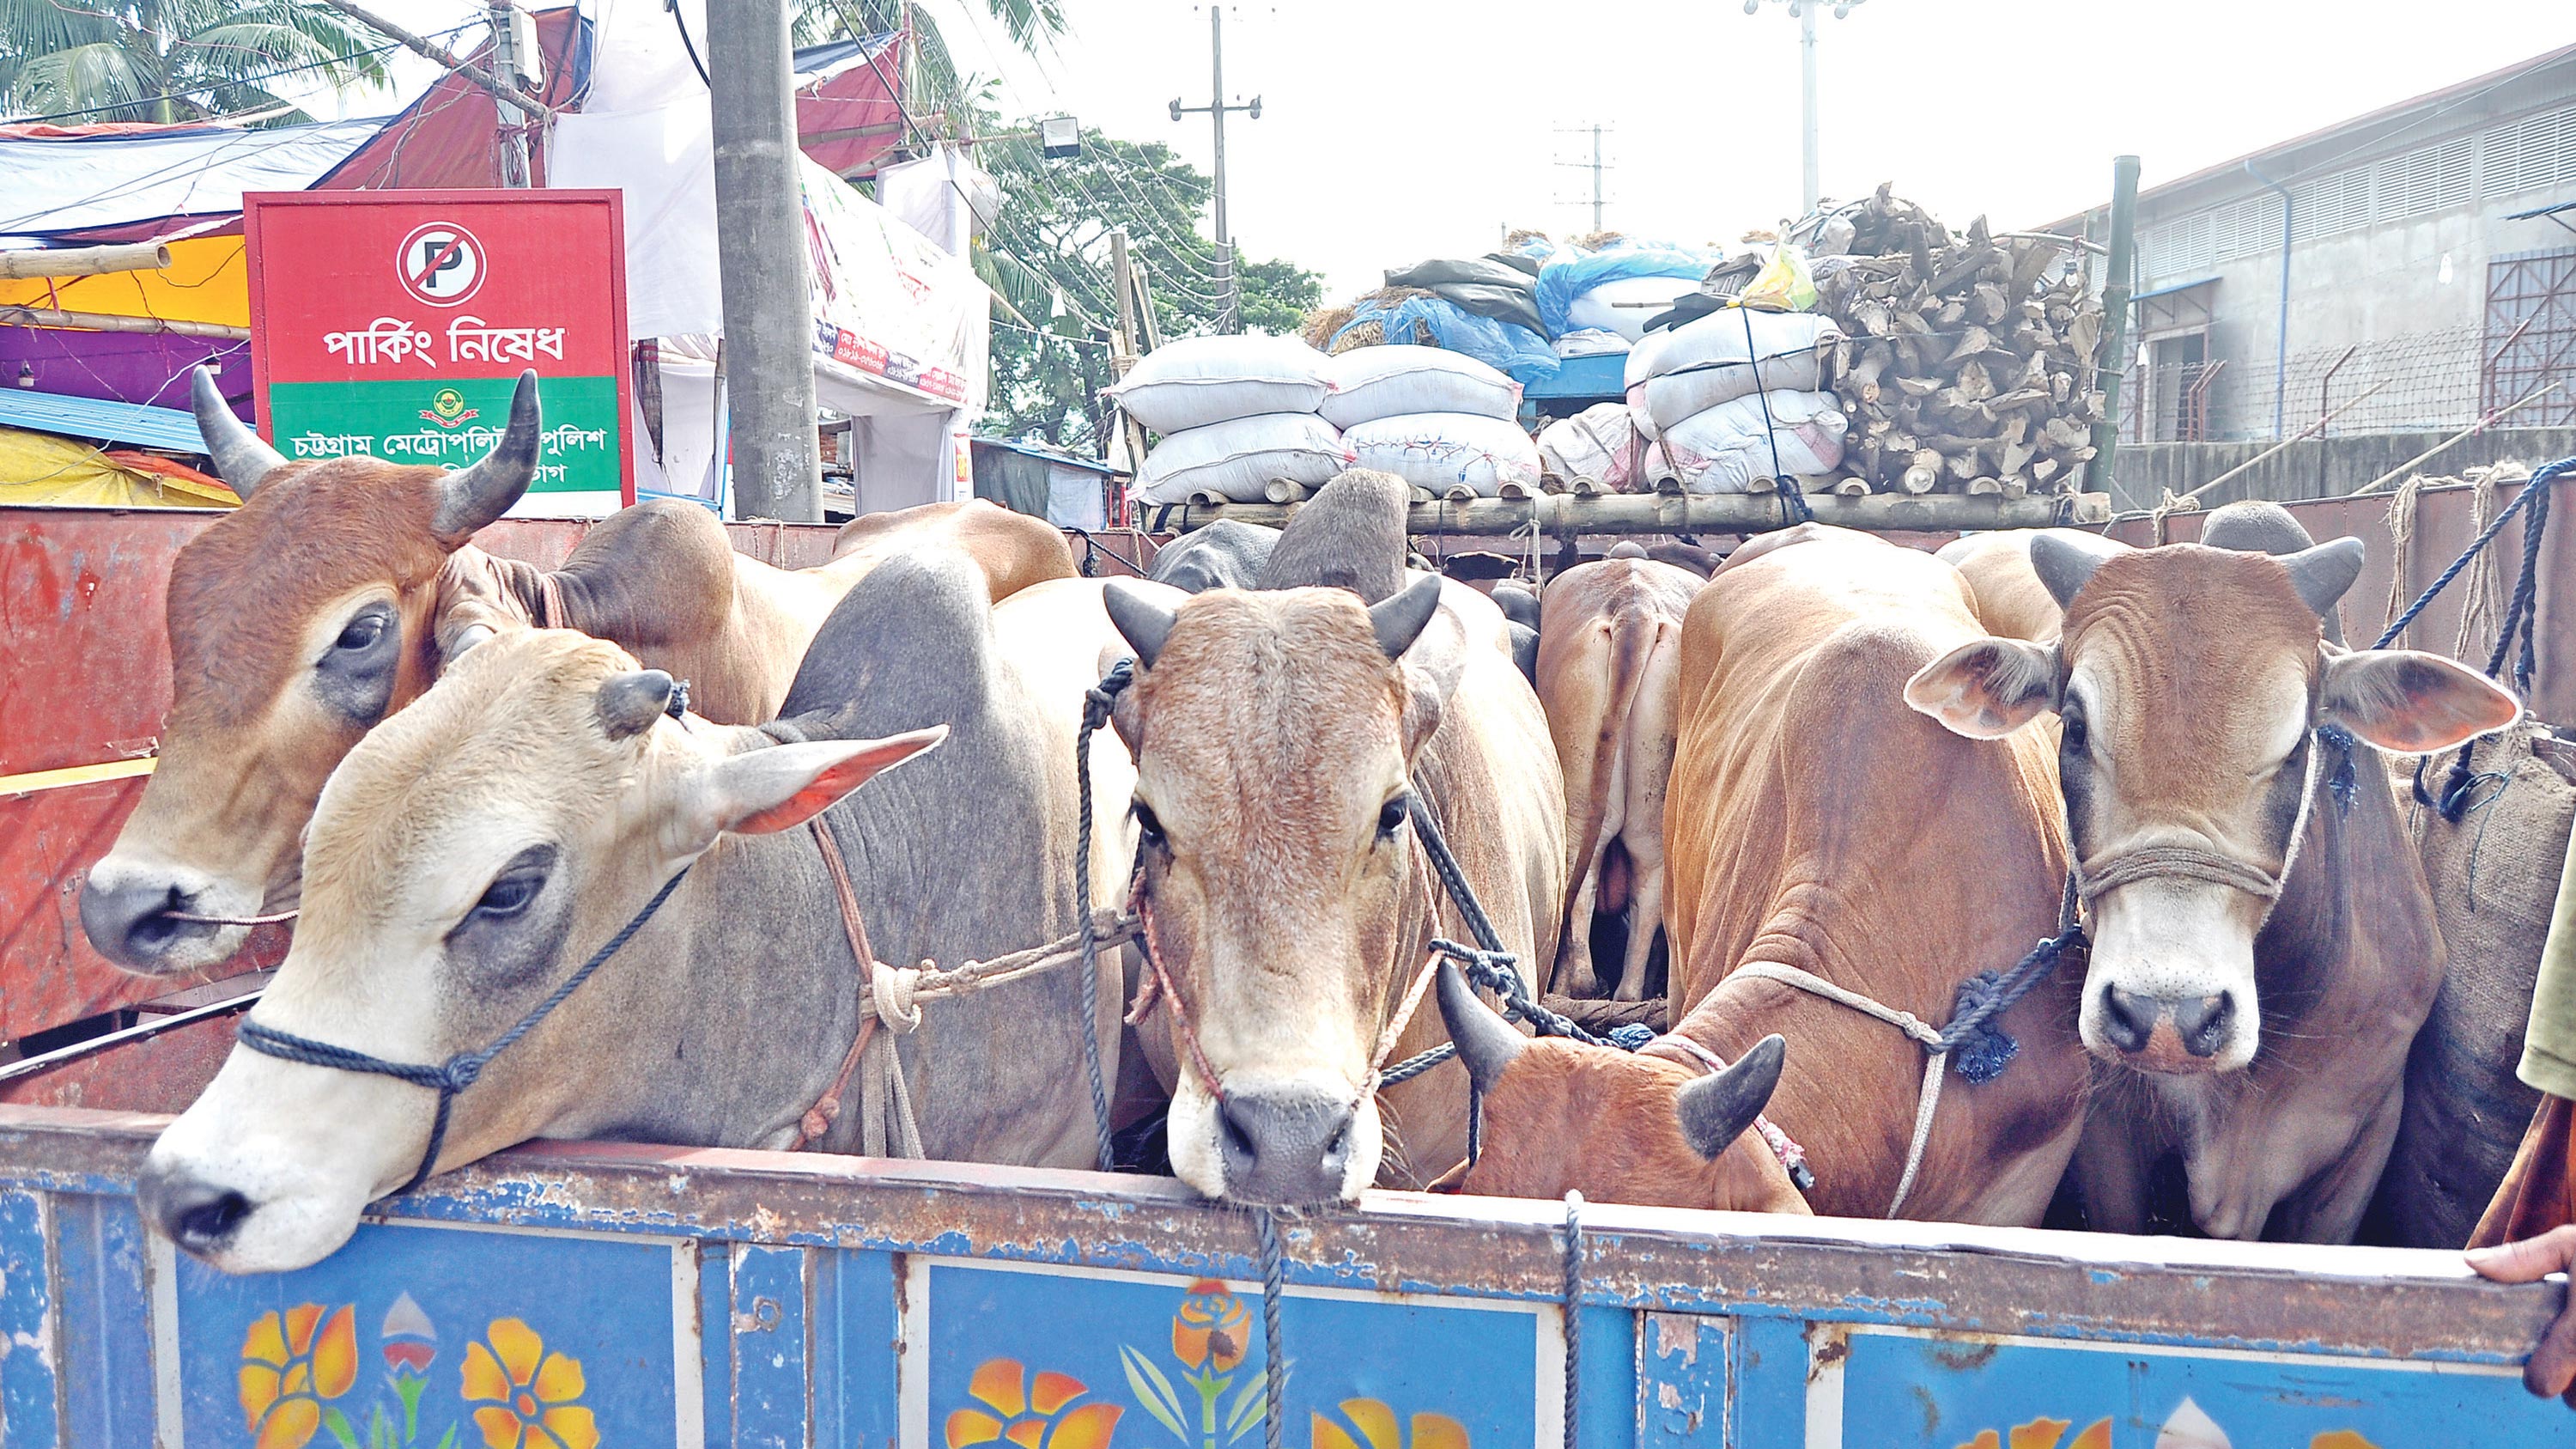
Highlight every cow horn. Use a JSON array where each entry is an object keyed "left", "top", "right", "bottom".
[
  {"left": 596, "top": 670, "right": 677, "bottom": 740},
  {"left": 1674, "top": 1034, "right": 1786, "bottom": 1162},
  {"left": 2029, "top": 532, "right": 2117, "bottom": 610},
  {"left": 1433, "top": 957, "right": 1524, "bottom": 1095},
  {"left": 1369, "top": 574, "right": 1445, "bottom": 660},
  {"left": 1103, "top": 581, "right": 1178, "bottom": 669},
  {"left": 2281, "top": 536, "right": 2366, "bottom": 621},
  {"left": 189, "top": 366, "right": 284, "bottom": 496},
  {"left": 432, "top": 370, "right": 544, "bottom": 542}
]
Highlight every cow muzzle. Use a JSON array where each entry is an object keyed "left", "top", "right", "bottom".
[
  {"left": 1218, "top": 1085, "right": 1358, "bottom": 1206},
  {"left": 79, "top": 853, "right": 263, "bottom": 973},
  {"left": 137, "top": 1136, "right": 371, "bottom": 1275},
  {"left": 2078, "top": 886, "right": 2263, "bottom": 1073}
]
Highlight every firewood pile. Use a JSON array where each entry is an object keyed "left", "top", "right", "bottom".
[{"left": 1809, "top": 185, "right": 2105, "bottom": 497}]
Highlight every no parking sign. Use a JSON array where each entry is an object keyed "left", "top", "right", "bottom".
[{"left": 244, "top": 191, "right": 634, "bottom": 514}]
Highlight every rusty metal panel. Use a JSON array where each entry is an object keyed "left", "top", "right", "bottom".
[{"left": 0, "top": 1010, "right": 238, "bottom": 1113}]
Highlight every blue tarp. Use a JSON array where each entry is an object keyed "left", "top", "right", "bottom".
[
  {"left": 1328, "top": 295, "right": 1558, "bottom": 386},
  {"left": 0, "top": 387, "right": 203, "bottom": 452},
  {"left": 1534, "top": 241, "right": 1715, "bottom": 338}
]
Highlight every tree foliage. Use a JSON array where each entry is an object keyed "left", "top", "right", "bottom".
[{"left": 0, "top": 0, "right": 387, "bottom": 125}]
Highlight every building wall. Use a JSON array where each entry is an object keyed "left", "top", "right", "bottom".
[{"left": 2122, "top": 65, "right": 2576, "bottom": 441}]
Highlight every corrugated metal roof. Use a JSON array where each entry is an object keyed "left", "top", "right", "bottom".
[
  {"left": 0, "top": 388, "right": 204, "bottom": 452},
  {"left": 971, "top": 435, "right": 1120, "bottom": 474},
  {"left": 2131, "top": 276, "right": 2221, "bottom": 303}
]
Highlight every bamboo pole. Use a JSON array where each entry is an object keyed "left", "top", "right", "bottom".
[
  {"left": 2166, "top": 378, "right": 2391, "bottom": 506},
  {"left": 2345, "top": 381, "right": 2564, "bottom": 497},
  {"left": 0, "top": 306, "right": 247, "bottom": 340},
  {"left": 0, "top": 244, "right": 171, "bottom": 280},
  {"left": 1155, "top": 489, "right": 2099, "bottom": 537}
]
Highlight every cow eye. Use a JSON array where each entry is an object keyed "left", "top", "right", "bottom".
[
  {"left": 2061, "top": 708, "right": 2089, "bottom": 758},
  {"left": 471, "top": 869, "right": 544, "bottom": 921},
  {"left": 1377, "top": 795, "right": 1411, "bottom": 840},
  {"left": 1133, "top": 800, "right": 1165, "bottom": 848},
  {"left": 335, "top": 612, "right": 386, "bottom": 652}
]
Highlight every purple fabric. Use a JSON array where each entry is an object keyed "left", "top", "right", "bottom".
[{"left": 0, "top": 328, "right": 250, "bottom": 420}]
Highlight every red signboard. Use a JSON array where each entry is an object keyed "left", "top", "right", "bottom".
[{"left": 244, "top": 190, "right": 634, "bottom": 509}]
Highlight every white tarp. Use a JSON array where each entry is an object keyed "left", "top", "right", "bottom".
[
  {"left": 0, "top": 119, "right": 384, "bottom": 237},
  {"left": 876, "top": 146, "right": 999, "bottom": 258}
]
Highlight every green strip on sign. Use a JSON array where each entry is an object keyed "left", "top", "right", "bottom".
[{"left": 264, "top": 376, "right": 622, "bottom": 495}]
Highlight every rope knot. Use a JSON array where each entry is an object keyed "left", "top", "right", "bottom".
[
  {"left": 664, "top": 679, "right": 692, "bottom": 720},
  {"left": 871, "top": 959, "right": 927, "bottom": 1034},
  {"left": 1941, "top": 969, "right": 2020, "bottom": 1084},
  {"left": 1083, "top": 659, "right": 1134, "bottom": 728},
  {"left": 1605, "top": 1023, "right": 1657, "bottom": 1051},
  {"left": 440, "top": 1056, "right": 488, "bottom": 1092}
]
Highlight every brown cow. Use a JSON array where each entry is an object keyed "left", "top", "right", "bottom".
[
  {"left": 80, "top": 369, "right": 1074, "bottom": 975},
  {"left": 1536, "top": 545, "right": 1704, "bottom": 1000},
  {"left": 1905, "top": 520, "right": 2521, "bottom": 1239},
  {"left": 1935, "top": 529, "right": 2107, "bottom": 642},
  {"left": 1426, "top": 527, "right": 2087, "bottom": 1223},
  {"left": 1096, "top": 489, "right": 1563, "bottom": 1205}
]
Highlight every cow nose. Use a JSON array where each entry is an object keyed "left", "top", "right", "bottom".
[
  {"left": 138, "top": 1162, "right": 256, "bottom": 1257},
  {"left": 2100, "top": 986, "right": 2236, "bottom": 1060},
  {"left": 79, "top": 871, "right": 213, "bottom": 971},
  {"left": 1217, "top": 1087, "right": 1356, "bottom": 1206}
]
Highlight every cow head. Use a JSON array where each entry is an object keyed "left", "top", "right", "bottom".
[
  {"left": 1430, "top": 963, "right": 1805, "bottom": 1211},
  {"left": 1905, "top": 535, "right": 2517, "bottom": 1073},
  {"left": 81, "top": 368, "right": 545, "bottom": 975},
  {"left": 137, "top": 630, "right": 942, "bottom": 1272},
  {"left": 1101, "top": 574, "right": 1461, "bottom": 1206}
]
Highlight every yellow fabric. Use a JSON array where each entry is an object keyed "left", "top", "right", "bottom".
[
  {"left": 2518, "top": 828, "right": 2576, "bottom": 1098},
  {"left": 0, "top": 426, "right": 237, "bottom": 507},
  {"left": 0, "top": 235, "right": 247, "bottom": 328}
]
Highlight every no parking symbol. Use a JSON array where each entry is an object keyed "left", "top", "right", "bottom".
[{"left": 398, "top": 222, "right": 485, "bottom": 307}]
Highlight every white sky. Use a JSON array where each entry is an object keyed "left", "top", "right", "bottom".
[{"left": 320, "top": 1, "right": 2576, "bottom": 302}]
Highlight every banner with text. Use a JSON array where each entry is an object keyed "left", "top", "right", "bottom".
[{"left": 245, "top": 190, "right": 633, "bottom": 514}]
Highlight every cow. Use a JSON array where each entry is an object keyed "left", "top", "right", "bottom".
[
  {"left": 137, "top": 548, "right": 1145, "bottom": 1274},
  {"left": 1096, "top": 472, "right": 1564, "bottom": 1205},
  {"left": 1536, "top": 544, "right": 1704, "bottom": 1001},
  {"left": 1430, "top": 958, "right": 1810, "bottom": 1213},
  {"left": 1408, "top": 527, "right": 2085, "bottom": 1223},
  {"left": 1904, "top": 510, "right": 2521, "bottom": 1239},
  {"left": 1256, "top": 468, "right": 1413, "bottom": 599},
  {"left": 79, "top": 368, "right": 1075, "bottom": 976},
  {"left": 1148, "top": 519, "right": 1280, "bottom": 594},
  {"left": 1936, "top": 529, "right": 2108, "bottom": 642}
]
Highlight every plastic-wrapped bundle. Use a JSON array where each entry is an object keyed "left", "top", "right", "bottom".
[
  {"left": 1320, "top": 346, "right": 1522, "bottom": 428},
  {"left": 1107, "top": 334, "right": 1333, "bottom": 435},
  {"left": 1637, "top": 309, "right": 1843, "bottom": 431},
  {"left": 1344, "top": 412, "right": 1542, "bottom": 496},
  {"left": 1536, "top": 403, "right": 1642, "bottom": 491},
  {"left": 1535, "top": 241, "right": 1715, "bottom": 338},
  {"left": 1658, "top": 391, "right": 1846, "bottom": 495},
  {"left": 1133, "top": 413, "right": 1353, "bottom": 504},
  {"left": 1328, "top": 295, "right": 1558, "bottom": 386}
]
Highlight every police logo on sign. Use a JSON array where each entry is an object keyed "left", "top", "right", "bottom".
[{"left": 398, "top": 222, "right": 485, "bottom": 307}]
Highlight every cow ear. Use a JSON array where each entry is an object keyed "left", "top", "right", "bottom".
[
  {"left": 1905, "top": 637, "right": 2059, "bottom": 739},
  {"left": 1391, "top": 580, "right": 1469, "bottom": 753},
  {"left": 683, "top": 727, "right": 947, "bottom": 843},
  {"left": 2318, "top": 648, "right": 2519, "bottom": 754},
  {"left": 1674, "top": 1034, "right": 1786, "bottom": 1162}
]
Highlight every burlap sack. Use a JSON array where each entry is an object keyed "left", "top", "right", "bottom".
[{"left": 2369, "top": 720, "right": 2576, "bottom": 1247}]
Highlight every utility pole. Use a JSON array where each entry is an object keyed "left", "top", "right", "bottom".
[
  {"left": 1744, "top": 0, "right": 1869, "bottom": 214},
  {"left": 1170, "top": 7, "right": 1261, "bottom": 332},
  {"left": 489, "top": 2, "right": 530, "bottom": 186},
  {"left": 2087, "top": 155, "right": 2142, "bottom": 494},
  {"left": 708, "top": 0, "right": 822, "bottom": 520},
  {"left": 1553, "top": 125, "right": 1612, "bottom": 233}
]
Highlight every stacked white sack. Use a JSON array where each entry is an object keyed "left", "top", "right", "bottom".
[
  {"left": 1114, "top": 336, "right": 1353, "bottom": 502},
  {"left": 1109, "top": 334, "right": 1335, "bottom": 432},
  {"left": 1345, "top": 413, "right": 1543, "bottom": 496},
  {"left": 1536, "top": 402, "right": 1643, "bottom": 492},
  {"left": 1133, "top": 413, "right": 1354, "bottom": 504},
  {"left": 1319, "top": 345, "right": 1521, "bottom": 428},
  {"left": 1658, "top": 390, "right": 1847, "bottom": 495},
  {"left": 1322, "top": 346, "right": 1539, "bottom": 496}
]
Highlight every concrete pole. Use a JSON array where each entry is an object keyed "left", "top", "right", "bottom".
[
  {"left": 2086, "top": 155, "right": 2142, "bottom": 493},
  {"left": 1799, "top": 3, "right": 1820, "bottom": 212},
  {"left": 490, "top": 1, "right": 530, "bottom": 187},
  {"left": 1591, "top": 125, "right": 1605, "bottom": 232},
  {"left": 1208, "top": 6, "right": 1239, "bottom": 332},
  {"left": 708, "top": 0, "right": 822, "bottom": 521}
]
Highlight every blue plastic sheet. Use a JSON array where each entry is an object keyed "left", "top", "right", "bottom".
[
  {"left": 1329, "top": 295, "right": 1559, "bottom": 386},
  {"left": 1534, "top": 241, "right": 1715, "bottom": 338}
]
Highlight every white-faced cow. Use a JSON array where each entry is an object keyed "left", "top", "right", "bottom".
[
  {"left": 1096, "top": 472, "right": 1564, "bottom": 1206},
  {"left": 81, "top": 369, "right": 1074, "bottom": 976},
  {"left": 1536, "top": 544, "right": 1704, "bottom": 1000},
  {"left": 1905, "top": 511, "right": 2520, "bottom": 1239},
  {"left": 138, "top": 548, "right": 1142, "bottom": 1273},
  {"left": 1415, "top": 527, "right": 2086, "bottom": 1222}
]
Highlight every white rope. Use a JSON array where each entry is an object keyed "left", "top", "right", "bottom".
[
  {"left": 1728, "top": 960, "right": 1946, "bottom": 1217},
  {"left": 871, "top": 959, "right": 926, "bottom": 1033}
]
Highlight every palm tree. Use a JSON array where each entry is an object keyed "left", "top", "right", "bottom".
[{"left": 0, "top": 0, "right": 388, "bottom": 126}]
